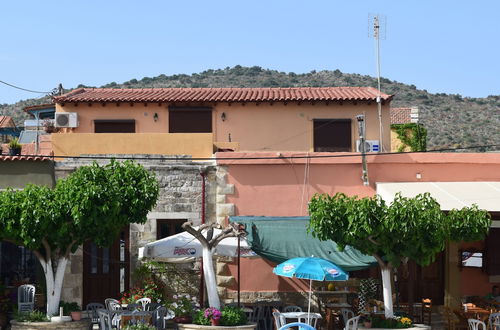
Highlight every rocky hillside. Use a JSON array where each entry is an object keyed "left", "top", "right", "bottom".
[{"left": 1, "top": 66, "right": 499, "bottom": 151}]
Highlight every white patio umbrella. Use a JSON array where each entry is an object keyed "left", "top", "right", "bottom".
[{"left": 138, "top": 227, "right": 256, "bottom": 262}]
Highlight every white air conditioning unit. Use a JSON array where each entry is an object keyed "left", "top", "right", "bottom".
[
  {"left": 55, "top": 112, "right": 78, "bottom": 128},
  {"left": 356, "top": 140, "right": 380, "bottom": 153}
]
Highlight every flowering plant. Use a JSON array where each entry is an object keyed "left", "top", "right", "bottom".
[
  {"left": 203, "top": 307, "right": 222, "bottom": 320},
  {"left": 168, "top": 293, "right": 200, "bottom": 317},
  {"left": 120, "top": 280, "right": 163, "bottom": 304}
]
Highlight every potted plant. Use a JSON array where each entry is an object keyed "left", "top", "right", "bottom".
[
  {"left": 59, "top": 301, "right": 82, "bottom": 321},
  {"left": 168, "top": 294, "right": 200, "bottom": 324},
  {"left": 8, "top": 137, "right": 21, "bottom": 156},
  {"left": 203, "top": 307, "right": 222, "bottom": 326}
]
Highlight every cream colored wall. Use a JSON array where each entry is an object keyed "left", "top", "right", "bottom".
[
  {"left": 213, "top": 102, "right": 391, "bottom": 152},
  {"left": 51, "top": 133, "right": 213, "bottom": 158},
  {"left": 56, "top": 103, "right": 169, "bottom": 133},
  {"left": 56, "top": 101, "right": 391, "bottom": 152}
]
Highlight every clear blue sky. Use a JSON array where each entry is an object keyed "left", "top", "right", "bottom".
[{"left": 1, "top": 0, "right": 499, "bottom": 104}]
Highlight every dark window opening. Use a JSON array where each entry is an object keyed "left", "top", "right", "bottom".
[
  {"left": 313, "top": 119, "right": 352, "bottom": 152},
  {"left": 94, "top": 120, "right": 135, "bottom": 133},
  {"left": 169, "top": 107, "right": 212, "bottom": 133},
  {"left": 157, "top": 219, "right": 186, "bottom": 239}
]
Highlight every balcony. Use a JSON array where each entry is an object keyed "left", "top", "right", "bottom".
[{"left": 51, "top": 133, "right": 214, "bottom": 158}]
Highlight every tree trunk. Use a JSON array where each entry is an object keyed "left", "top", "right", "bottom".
[
  {"left": 381, "top": 266, "right": 394, "bottom": 318},
  {"left": 38, "top": 256, "right": 68, "bottom": 316},
  {"left": 202, "top": 246, "right": 220, "bottom": 309}
]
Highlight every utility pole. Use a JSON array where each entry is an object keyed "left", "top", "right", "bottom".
[
  {"left": 369, "top": 14, "right": 386, "bottom": 152},
  {"left": 357, "top": 114, "right": 369, "bottom": 186}
]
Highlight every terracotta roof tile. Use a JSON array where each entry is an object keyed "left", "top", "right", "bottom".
[
  {"left": 54, "top": 87, "right": 393, "bottom": 104},
  {"left": 0, "top": 155, "right": 52, "bottom": 161},
  {"left": 390, "top": 107, "right": 412, "bottom": 124},
  {"left": 0, "top": 116, "right": 15, "bottom": 128}
]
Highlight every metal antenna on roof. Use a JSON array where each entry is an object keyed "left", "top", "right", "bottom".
[{"left": 368, "top": 14, "right": 386, "bottom": 152}]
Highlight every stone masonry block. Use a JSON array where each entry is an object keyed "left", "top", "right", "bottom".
[
  {"left": 217, "top": 184, "right": 234, "bottom": 195},
  {"left": 217, "top": 275, "right": 236, "bottom": 288},
  {"left": 216, "top": 262, "right": 229, "bottom": 275},
  {"left": 216, "top": 204, "right": 234, "bottom": 217}
]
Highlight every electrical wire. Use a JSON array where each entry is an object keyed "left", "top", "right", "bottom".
[
  {"left": 0, "top": 79, "right": 51, "bottom": 94},
  {"left": 19, "top": 143, "right": 500, "bottom": 161}
]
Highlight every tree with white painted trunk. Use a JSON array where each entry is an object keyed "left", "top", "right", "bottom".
[
  {"left": 0, "top": 160, "right": 159, "bottom": 316},
  {"left": 308, "top": 192, "right": 491, "bottom": 319},
  {"left": 181, "top": 222, "right": 241, "bottom": 309}
]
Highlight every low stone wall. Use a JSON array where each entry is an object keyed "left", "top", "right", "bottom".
[
  {"left": 10, "top": 319, "right": 91, "bottom": 330},
  {"left": 177, "top": 323, "right": 257, "bottom": 330}
]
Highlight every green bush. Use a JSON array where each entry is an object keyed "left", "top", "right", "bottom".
[
  {"left": 220, "top": 306, "right": 247, "bottom": 326},
  {"left": 14, "top": 310, "right": 49, "bottom": 322},
  {"left": 122, "top": 324, "right": 156, "bottom": 330},
  {"left": 8, "top": 137, "right": 21, "bottom": 149}
]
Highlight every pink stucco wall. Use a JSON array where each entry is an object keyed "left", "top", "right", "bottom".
[{"left": 216, "top": 152, "right": 500, "bottom": 293}]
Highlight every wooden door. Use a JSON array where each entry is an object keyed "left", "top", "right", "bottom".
[
  {"left": 397, "top": 252, "right": 445, "bottom": 305},
  {"left": 83, "top": 227, "right": 129, "bottom": 306}
]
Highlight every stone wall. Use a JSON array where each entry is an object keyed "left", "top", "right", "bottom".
[{"left": 54, "top": 155, "right": 217, "bottom": 307}]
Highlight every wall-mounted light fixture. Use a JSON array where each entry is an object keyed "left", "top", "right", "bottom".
[
  {"left": 221, "top": 112, "right": 226, "bottom": 122},
  {"left": 153, "top": 113, "right": 159, "bottom": 122}
]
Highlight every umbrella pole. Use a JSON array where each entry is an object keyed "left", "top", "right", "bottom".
[
  {"left": 237, "top": 235, "right": 241, "bottom": 308},
  {"left": 307, "top": 279, "right": 312, "bottom": 324}
]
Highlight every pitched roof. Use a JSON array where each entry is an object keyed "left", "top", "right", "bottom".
[
  {"left": 390, "top": 107, "right": 412, "bottom": 124},
  {"left": 23, "top": 103, "right": 55, "bottom": 113},
  {"left": 54, "top": 87, "right": 393, "bottom": 104},
  {"left": 0, "top": 116, "right": 15, "bottom": 128}
]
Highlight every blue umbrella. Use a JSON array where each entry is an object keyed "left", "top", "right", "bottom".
[{"left": 273, "top": 257, "right": 349, "bottom": 322}]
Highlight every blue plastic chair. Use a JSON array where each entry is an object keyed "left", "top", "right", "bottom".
[{"left": 279, "top": 322, "right": 316, "bottom": 330}]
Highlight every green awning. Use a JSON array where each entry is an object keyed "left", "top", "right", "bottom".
[{"left": 229, "top": 216, "right": 377, "bottom": 271}]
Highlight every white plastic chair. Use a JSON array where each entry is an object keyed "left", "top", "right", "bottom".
[
  {"left": 297, "top": 313, "right": 321, "bottom": 328},
  {"left": 17, "top": 284, "right": 35, "bottom": 313},
  {"left": 340, "top": 308, "right": 355, "bottom": 326},
  {"left": 284, "top": 305, "right": 303, "bottom": 312},
  {"left": 86, "top": 303, "right": 105, "bottom": 326},
  {"left": 344, "top": 315, "right": 360, "bottom": 330},
  {"left": 98, "top": 309, "right": 113, "bottom": 330},
  {"left": 469, "top": 319, "right": 487, "bottom": 330},
  {"left": 273, "top": 311, "right": 285, "bottom": 329},
  {"left": 136, "top": 297, "right": 151, "bottom": 310},
  {"left": 488, "top": 312, "right": 500, "bottom": 330}
]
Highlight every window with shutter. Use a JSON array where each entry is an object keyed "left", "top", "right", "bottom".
[{"left": 313, "top": 119, "right": 352, "bottom": 152}]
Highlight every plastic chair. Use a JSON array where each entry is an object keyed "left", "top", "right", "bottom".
[
  {"left": 17, "top": 284, "right": 35, "bottom": 313},
  {"left": 152, "top": 306, "right": 167, "bottom": 330},
  {"left": 98, "top": 309, "right": 114, "bottom": 330},
  {"left": 340, "top": 308, "right": 355, "bottom": 326},
  {"left": 105, "top": 298, "right": 122, "bottom": 311},
  {"left": 284, "top": 305, "right": 303, "bottom": 312},
  {"left": 278, "top": 322, "right": 316, "bottom": 330},
  {"left": 273, "top": 311, "right": 285, "bottom": 330},
  {"left": 86, "top": 303, "right": 105, "bottom": 326},
  {"left": 488, "top": 312, "right": 500, "bottom": 330},
  {"left": 136, "top": 297, "right": 151, "bottom": 310},
  {"left": 344, "top": 315, "right": 360, "bottom": 330},
  {"left": 297, "top": 313, "right": 321, "bottom": 328},
  {"left": 469, "top": 319, "right": 487, "bottom": 330},
  {"left": 126, "top": 303, "right": 141, "bottom": 311}
]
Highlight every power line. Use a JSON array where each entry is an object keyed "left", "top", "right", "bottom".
[
  {"left": 0, "top": 79, "right": 52, "bottom": 94},
  {"left": 16, "top": 143, "right": 500, "bottom": 162}
]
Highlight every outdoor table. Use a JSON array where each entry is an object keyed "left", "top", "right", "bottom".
[
  {"left": 464, "top": 307, "right": 491, "bottom": 322},
  {"left": 113, "top": 310, "right": 153, "bottom": 329}
]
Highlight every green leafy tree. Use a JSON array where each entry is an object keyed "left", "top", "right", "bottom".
[
  {"left": 0, "top": 160, "right": 159, "bottom": 316},
  {"left": 308, "top": 192, "right": 491, "bottom": 318}
]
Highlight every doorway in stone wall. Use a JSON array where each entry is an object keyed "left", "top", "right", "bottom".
[{"left": 83, "top": 227, "right": 129, "bottom": 306}]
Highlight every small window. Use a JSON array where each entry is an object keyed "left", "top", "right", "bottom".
[
  {"left": 94, "top": 120, "right": 135, "bottom": 133},
  {"left": 169, "top": 107, "right": 212, "bottom": 133},
  {"left": 313, "top": 119, "right": 352, "bottom": 152},
  {"left": 157, "top": 219, "right": 186, "bottom": 239}
]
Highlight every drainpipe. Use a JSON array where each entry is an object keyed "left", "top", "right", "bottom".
[{"left": 199, "top": 170, "right": 206, "bottom": 307}]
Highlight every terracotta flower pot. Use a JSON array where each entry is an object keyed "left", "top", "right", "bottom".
[
  {"left": 71, "top": 311, "right": 82, "bottom": 321},
  {"left": 174, "top": 316, "right": 193, "bottom": 324},
  {"left": 211, "top": 318, "right": 220, "bottom": 326}
]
